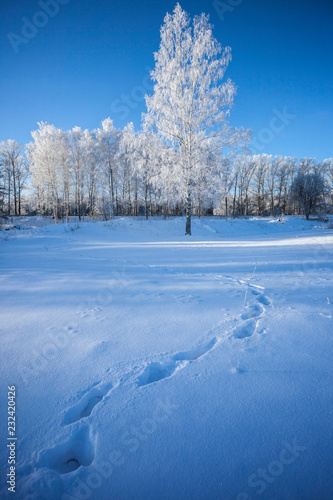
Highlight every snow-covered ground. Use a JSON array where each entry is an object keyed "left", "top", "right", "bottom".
[{"left": 1, "top": 216, "right": 332, "bottom": 500}]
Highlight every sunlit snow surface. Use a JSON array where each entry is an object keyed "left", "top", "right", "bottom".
[{"left": 0, "top": 216, "right": 332, "bottom": 499}]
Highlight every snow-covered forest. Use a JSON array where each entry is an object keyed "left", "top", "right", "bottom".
[{"left": 1, "top": 127, "right": 332, "bottom": 222}]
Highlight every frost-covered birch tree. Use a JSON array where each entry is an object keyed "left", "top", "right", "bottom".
[
  {"left": 322, "top": 158, "right": 333, "bottom": 193},
  {"left": 28, "top": 123, "right": 64, "bottom": 221},
  {"left": 291, "top": 172, "right": 326, "bottom": 219},
  {"left": 118, "top": 124, "right": 136, "bottom": 216},
  {"left": 252, "top": 154, "right": 271, "bottom": 216},
  {"left": 145, "top": 3, "right": 249, "bottom": 234},
  {"left": 0, "top": 140, "right": 27, "bottom": 215},
  {"left": 96, "top": 118, "right": 120, "bottom": 220},
  {"left": 82, "top": 129, "right": 99, "bottom": 217},
  {"left": 135, "top": 130, "right": 161, "bottom": 219},
  {"left": 68, "top": 127, "right": 87, "bottom": 220}
]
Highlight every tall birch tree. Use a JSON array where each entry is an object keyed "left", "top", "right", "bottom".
[{"left": 145, "top": 3, "right": 249, "bottom": 234}]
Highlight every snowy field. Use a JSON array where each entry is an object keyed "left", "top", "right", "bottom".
[{"left": 1, "top": 216, "right": 333, "bottom": 500}]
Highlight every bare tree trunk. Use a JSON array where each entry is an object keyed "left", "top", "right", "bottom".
[
  {"left": 53, "top": 190, "right": 58, "bottom": 224},
  {"left": 66, "top": 189, "right": 69, "bottom": 223},
  {"left": 12, "top": 163, "right": 17, "bottom": 216},
  {"left": 109, "top": 168, "right": 114, "bottom": 220},
  {"left": 134, "top": 178, "right": 138, "bottom": 216},
  {"left": 150, "top": 190, "right": 152, "bottom": 217},
  {"left": 277, "top": 186, "right": 282, "bottom": 213},
  {"left": 127, "top": 175, "right": 131, "bottom": 216},
  {"left": 185, "top": 192, "right": 191, "bottom": 235},
  {"left": 145, "top": 183, "right": 148, "bottom": 220},
  {"left": 7, "top": 169, "right": 11, "bottom": 215},
  {"left": 232, "top": 173, "right": 238, "bottom": 217}
]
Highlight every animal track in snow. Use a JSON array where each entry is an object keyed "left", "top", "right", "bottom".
[
  {"left": 63, "top": 382, "right": 113, "bottom": 425},
  {"left": 36, "top": 425, "right": 95, "bottom": 475},
  {"left": 137, "top": 338, "right": 218, "bottom": 387}
]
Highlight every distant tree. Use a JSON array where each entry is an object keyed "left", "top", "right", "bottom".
[
  {"left": 68, "top": 126, "right": 88, "bottom": 221},
  {"left": 81, "top": 129, "right": 99, "bottom": 218},
  {"left": 58, "top": 130, "right": 71, "bottom": 222},
  {"left": 290, "top": 172, "right": 326, "bottom": 219},
  {"left": 298, "top": 157, "right": 317, "bottom": 175},
  {"left": 28, "top": 123, "right": 64, "bottom": 222},
  {"left": 266, "top": 156, "right": 280, "bottom": 214},
  {"left": 252, "top": 154, "right": 271, "bottom": 216},
  {"left": 134, "top": 130, "right": 161, "bottom": 220},
  {"left": 231, "top": 155, "right": 254, "bottom": 216},
  {"left": 323, "top": 158, "right": 333, "bottom": 184},
  {"left": 322, "top": 158, "right": 333, "bottom": 207},
  {"left": 0, "top": 140, "right": 27, "bottom": 215},
  {"left": 96, "top": 118, "right": 120, "bottom": 220},
  {"left": 275, "top": 156, "right": 297, "bottom": 214},
  {"left": 192, "top": 145, "right": 220, "bottom": 217},
  {"left": 118, "top": 124, "right": 136, "bottom": 216},
  {"left": 145, "top": 3, "right": 250, "bottom": 234},
  {"left": 0, "top": 161, "right": 5, "bottom": 215},
  {"left": 15, "top": 155, "right": 30, "bottom": 216}
]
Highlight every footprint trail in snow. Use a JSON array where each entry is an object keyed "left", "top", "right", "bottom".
[
  {"left": 137, "top": 284, "right": 273, "bottom": 385},
  {"left": 22, "top": 274, "right": 273, "bottom": 491},
  {"left": 231, "top": 286, "right": 272, "bottom": 340}
]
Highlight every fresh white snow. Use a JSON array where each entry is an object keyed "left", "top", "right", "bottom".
[{"left": 0, "top": 216, "right": 332, "bottom": 499}]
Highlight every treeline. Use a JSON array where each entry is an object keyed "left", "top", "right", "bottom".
[
  {"left": 227, "top": 155, "right": 332, "bottom": 218},
  {"left": 0, "top": 119, "right": 332, "bottom": 220}
]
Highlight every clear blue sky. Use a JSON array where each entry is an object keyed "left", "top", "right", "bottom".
[{"left": 1, "top": 0, "right": 332, "bottom": 160}]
